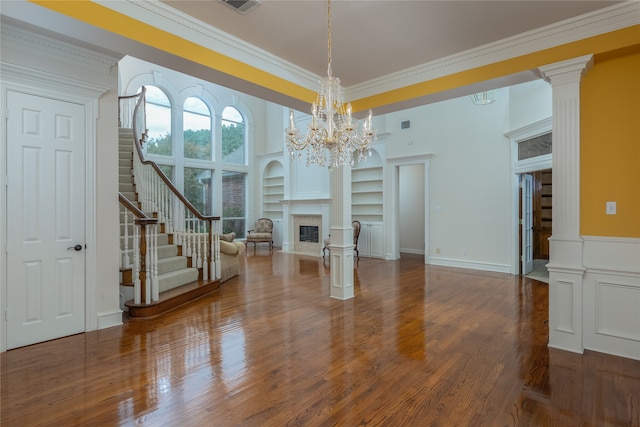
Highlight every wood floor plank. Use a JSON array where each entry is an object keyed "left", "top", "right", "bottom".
[{"left": 1, "top": 251, "right": 639, "bottom": 426}]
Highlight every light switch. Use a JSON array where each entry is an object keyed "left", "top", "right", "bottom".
[{"left": 606, "top": 201, "right": 616, "bottom": 215}]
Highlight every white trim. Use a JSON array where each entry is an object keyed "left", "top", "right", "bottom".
[
  {"left": 349, "top": 2, "right": 639, "bottom": 99},
  {"left": 97, "top": 310, "right": 124, "bottom": 330},
  {"left": 95, "top": 1, "right": 639, "bottom": 99},
  {"left": 0, "top": 27, "right": 116, "bottom": 351},
  {"left": 97, "top": 0, "right": 318, "bottom": 91},
  {"left": 0, "top": 77, "right": 103, "bottom": 352},
  {"left": 507, "top": 118, "right": 553, "bottom": 274},
  {"left": 427, "top": 257, "right": 512, "bottom": 274},
  {"left": 386, "top": 154, "right": 433, "bottom": 262}
]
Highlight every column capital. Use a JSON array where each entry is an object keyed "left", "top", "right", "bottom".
[{"left": 539, "top": 54, "right": 594, "bottom": 85}]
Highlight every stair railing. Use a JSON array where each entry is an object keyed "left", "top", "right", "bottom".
[
  {"left": 119, "top": 194, "right": 159, "bottom": 304},
  {"left": 119, "top": 88, "right": 221, "bottom": 290}
]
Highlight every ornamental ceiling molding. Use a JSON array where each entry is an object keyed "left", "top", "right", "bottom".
[
  {"left": 347, "top": 1, "right": 640, "bottom": 100},
  {"left": 97, "top": 1, "right": 638, "bottom": 101},
  {"left": 1, "top": 24, "right": 120, "bottom": 77},
  {"left": 96, "top": 0, "right": 318, "bottom": 90}
]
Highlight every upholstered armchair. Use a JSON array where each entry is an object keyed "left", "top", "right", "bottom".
[
  {"left": 322, "top": 220, "right": 361, "bottom": 259},
  {"left": 245, "top": 217, "right": 273, "bottom": 250}
]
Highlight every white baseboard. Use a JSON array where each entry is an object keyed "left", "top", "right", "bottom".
[
  {"left": 97, "top": 309, "right": 123, "bottom": 330},
  {"left": 400, "top": 248, "right": 425, "bottom": 255},
  {"left": 427, "top": 256, "right": 511, "bottom": 274}
]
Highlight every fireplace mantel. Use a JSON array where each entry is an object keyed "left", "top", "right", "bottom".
[{"left": 281, "top": 198, "right": 331, "bottom": 255}]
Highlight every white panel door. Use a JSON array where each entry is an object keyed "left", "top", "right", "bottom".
[
  {"left": 522, "top": 174, "right": 534, "bottom": 275},
  {"left": 6, "top": 91, "right": 86, "bottom": 349}
]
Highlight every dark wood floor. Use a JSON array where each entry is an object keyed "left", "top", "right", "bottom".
[{"left": 2, "top": 250, "right": 639, "bottom": 426}]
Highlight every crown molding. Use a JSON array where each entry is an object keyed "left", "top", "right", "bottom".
[
  {"left": 347, "top": 1, "right": 640, "bottom": 100},
  {"left": 96, "top": 1, "right": 638, "bottom": 103},
  {"left": 1, "top": 23, "right": 120, "bottom": 76},
  {"left": 96, "top": 0, "right": 319, "bottom": 90}
]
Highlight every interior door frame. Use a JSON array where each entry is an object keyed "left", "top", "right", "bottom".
[
  {"left": 1, "top": 64, "right": 102, "bottom": 352},
  {"left": 521, "top": 173, "right": 534, "bottom": 275},
  {"left": 386, "top": 154, "right": 432, "bottom": 262},
  {"left": 506, "top": 118, "right": 552, "bottom": 275}
]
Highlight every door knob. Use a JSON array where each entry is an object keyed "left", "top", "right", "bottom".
[{"left": 67, "top": 244, "right": 83, "bottom": 251}]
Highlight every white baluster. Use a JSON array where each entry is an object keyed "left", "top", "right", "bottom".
[
  {"left": 145, "top": 228, "right": 151, "bottom": 304},
  {"left": 203, "top": 222, "right": 209, "bottom": 281},
  {"left": 122, "top": 209, "right": 130, "bottom": 269},
  {"left": 133, "top": 224, "right": 140, "bottom": 305},
  {"left": 152, "top": 223, "right": 159, "bottom": 301}
]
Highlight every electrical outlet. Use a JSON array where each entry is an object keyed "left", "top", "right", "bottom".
[
  {"left": 606, "top": 201, "right": 616, "bottom": 215},
  {"left": 435, "top": 248, "right": 441, "bottom": 254},
  {"left": 463, "top": 249, "right": 468, "bottom": 256}
]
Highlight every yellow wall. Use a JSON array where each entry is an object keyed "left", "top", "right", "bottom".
[{"left": 581, "top": 48, "right": 640, "bottom": 237}]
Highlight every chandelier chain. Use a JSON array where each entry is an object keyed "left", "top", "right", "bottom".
[
  {"left": 284, "top": 0, "right": 375, "bottom": 170},
  {"left": 327, "top": 0, "right": 332, "bottom": 77}
]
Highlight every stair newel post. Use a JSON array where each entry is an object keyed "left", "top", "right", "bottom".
[
  {"left": 135, "top": 217, "right": 158, "bottom": 304},
  {"left": 137, "top": 219, "right": 149, "bottom": 304}
]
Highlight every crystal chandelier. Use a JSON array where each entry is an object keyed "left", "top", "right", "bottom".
[{"left": 285, "top": 0, "right": 374, "bottom": 170}]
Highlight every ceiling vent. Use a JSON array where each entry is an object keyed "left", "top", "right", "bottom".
[
  {"left": 221, "top": 0, "right": 261, "bottom": 14},
  {"left": 400, "top": 120, "right": 411, "bottom": 130}
]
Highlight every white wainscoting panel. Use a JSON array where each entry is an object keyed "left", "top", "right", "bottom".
[{"left": 583, "top": 236, "right": 640, "bottom": 360}]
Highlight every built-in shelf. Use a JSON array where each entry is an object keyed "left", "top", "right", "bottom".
[
  {"left": 351, "top": 155, "right": 383, "bottom": 223},
  {"left": 263, "top": 162, "right": 284, "bottom": 220}
]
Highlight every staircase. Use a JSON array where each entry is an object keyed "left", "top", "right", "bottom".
[{"left": 118, "top": 128, "right": 218, "bottom": 318}]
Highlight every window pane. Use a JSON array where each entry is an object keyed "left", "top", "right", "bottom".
[
  {"left": 222, "top": 171, "right": 246, "bottom": 238},
  {"left": 184, "top": 97, "right": 212, "bottom": 160},
  {"left": 184, "top": 167, "right": 212, "bottom": 216},
  {"left": 221, "top": 106, "right": 245, "bottom": 165},
  {"left": 518, "top": 132, "right": 552, "bottom": 161},
  {"left": 144, "top": 86, "right": 172, "bottom": 155},
  {"left": 158, "top": 165, "right": 174, "bottom": 183}
]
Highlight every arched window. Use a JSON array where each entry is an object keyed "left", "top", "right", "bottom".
[
  {"left": 143, "top": 85, "right": 172, "bottom": 155},
  {"left": 183, "top": 97, "right": 212, "bottom": 160},
  {"left": 221, "top": 106, "right": 245, "bottom": 165}
]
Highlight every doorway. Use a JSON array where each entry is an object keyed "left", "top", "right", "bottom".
[
  {"left": 520, "top": 169, "right": 552, "bottom": 282},
  {"left": 398, "top": 164, "right": 425, "bottom": 256},
  {"left": 5, "top": 91, "right": 87, "bottom": 349},
  {"left": 389, "top": 155, "right": 431, "bottom": 262}
]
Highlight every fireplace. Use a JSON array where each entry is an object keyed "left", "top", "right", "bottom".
[
  {"left": 293, "top": 214, "right": 323, "bottom": 255},
  {"left": 299, "top": 225, "right": 319, "bottom": 243}
]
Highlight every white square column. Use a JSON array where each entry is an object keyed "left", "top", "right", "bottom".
[
  {"left": 538, "top": 54, "right": 593, "bottom": 354},
  {"left": 328, "top": 165, "right": 354, "bottom": 300}
]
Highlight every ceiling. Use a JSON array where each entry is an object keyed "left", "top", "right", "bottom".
[
  {"left": 0, "top": 0, "right": 629, "bottom": 114},
  {"left": 163, "top": 0, "right": 619, "bottom": 87}
]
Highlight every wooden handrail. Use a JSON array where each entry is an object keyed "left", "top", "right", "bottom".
[
  {"left": 133, "top": 143, "right": 220, "bottom": 222},
  {"left": 118, "top": 193, "right": 157, "bottom": 221}
]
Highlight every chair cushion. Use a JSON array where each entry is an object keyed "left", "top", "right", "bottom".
[
  {"left": 246, "top": 232, "right": 271, "bottom": 240},
  {"left": 254, "top": 221, "right": 272, "bottom": 233}
]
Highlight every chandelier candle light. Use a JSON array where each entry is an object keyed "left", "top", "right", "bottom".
[{"left": 285, "top": 0, "right": 375, "bottom": 170}]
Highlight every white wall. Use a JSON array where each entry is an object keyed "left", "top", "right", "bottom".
[
  {"left": 508, "top": 79, "right": 552, "bottom": 131},
  {"left": 383, "top": 91, "right": 513, "bottom": 272}
]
